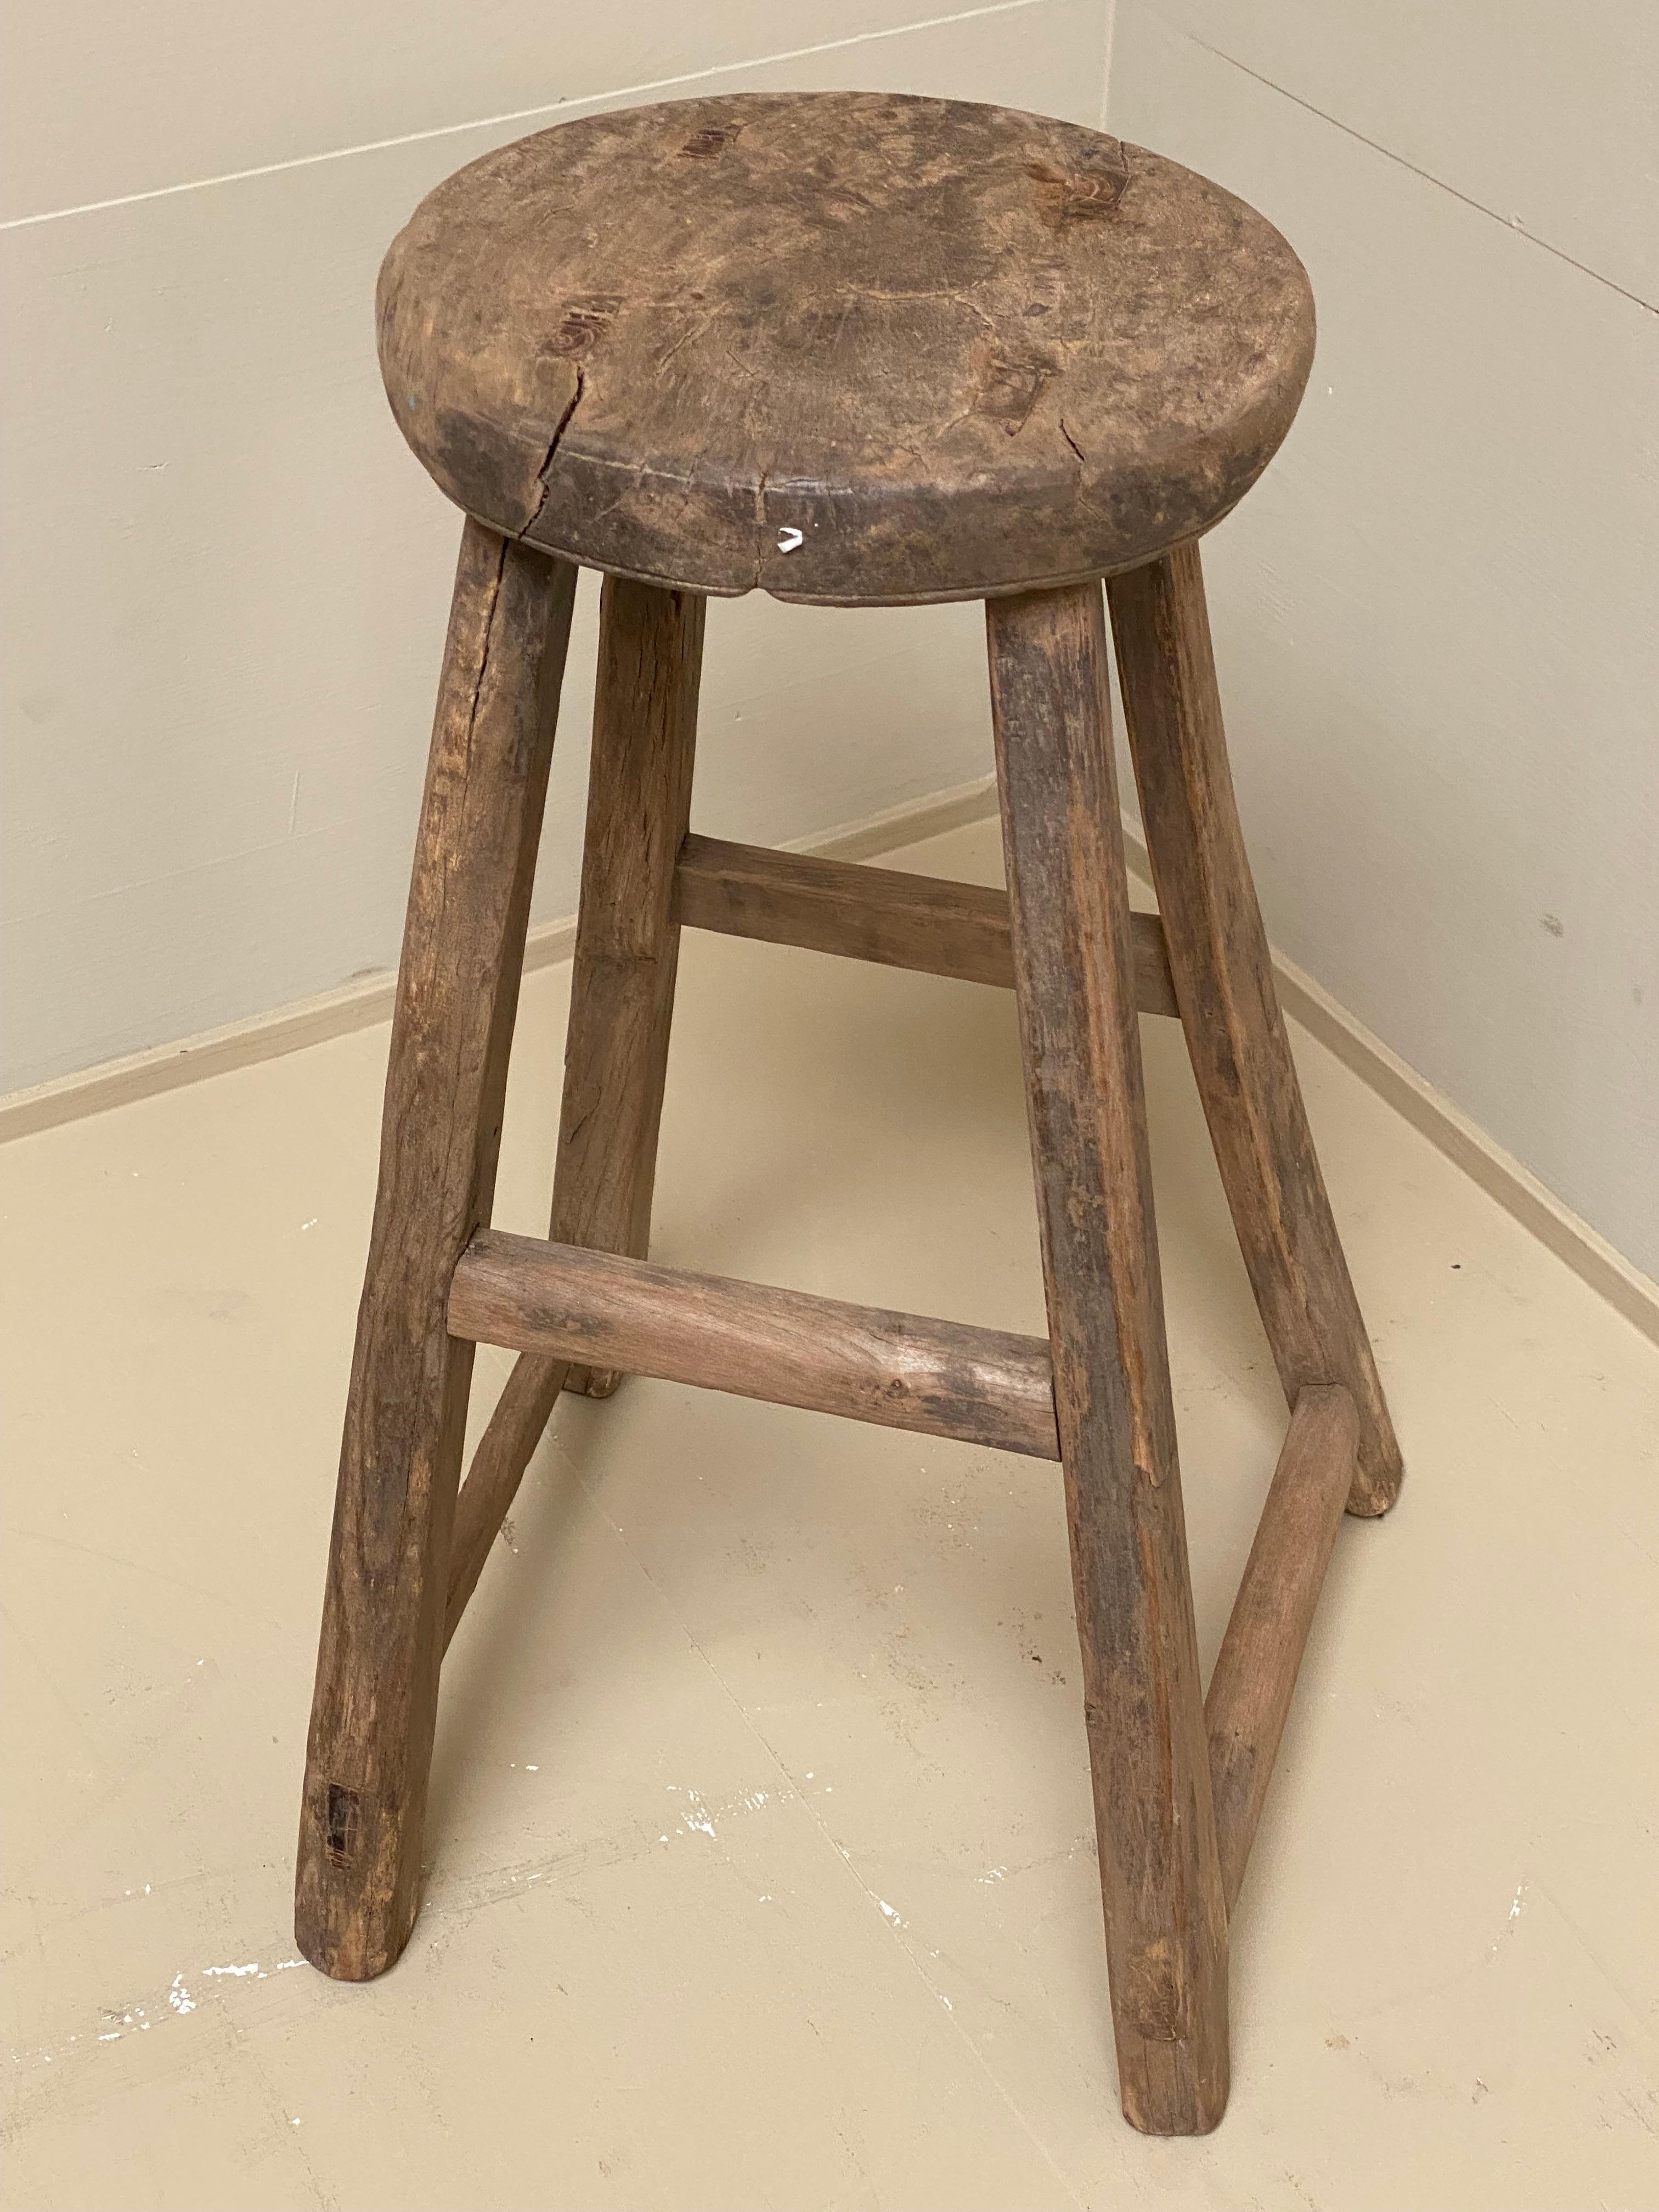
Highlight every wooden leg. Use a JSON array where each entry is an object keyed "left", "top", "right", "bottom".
[
  {"left": 1108, "top": 544, "right": 1403, "bottom": 1517},
  {"left": 988, "top": 582, "right": 1230, "bottom": 2136},
  {"left": 549, "top": 575, "right": 706, "bottom": 1395},
  {"left": 295, "top": 522, "right": 577, "bottom": 1980}
]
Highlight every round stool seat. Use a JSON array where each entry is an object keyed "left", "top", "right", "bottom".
[{"left": 379, "top": 92, "right": 1314, "bottom": 606}]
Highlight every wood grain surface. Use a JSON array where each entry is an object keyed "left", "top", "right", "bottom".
[
  {"left": 443, "top": 1351, "right": 571, "bottom": 1649},
  {"left": 295, "top": 523, "right": 575, "bottom": 1980},
  {"left": 1109, "top": 544, "right": 1403, "bottom": 1514},
  {"left": 1205, "top": 1386, "right": 1358, "bottom": 1914},
  {"left": 448, "top": 1231, "right": 1062, "bottom": 1461},
  {"left": 549, "top": 574, "right": 704, "bottom": 1394},
  {"left": 377, "top": 92, "right": 1314, "bottom": 604},
  {"left": 988, "top": 580, "right": 1229, "bottom": 2134},
  {"left": 674, "top": 833, "right": 1179, "bottom": 1013}
]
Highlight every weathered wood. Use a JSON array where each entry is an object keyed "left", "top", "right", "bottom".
[
  {"left": 988, "top": 580, "right": 1229, "bottom": 2134},
  {"left": 1206, "top": 1387, "right": 1357, "bottom": 1915},
  {"left": 676, "top": 834, "right": 1013, "bottom": 983},
  {"left": 378, "top": 93, "right": 1315, "bottom": 606},
  {"left": 443, "top": 1352, "right": 570, "bottom": 1650},
  {"left": 550, "top": 575, "right": 704, "bottom": 1395},
  {"left": 1108, "top": 544, "right": 1403, "bottom": 1516},
  {"left": 295, "top": 523, "right": 576, "bottom": 1982},
  {"left": 673, "top": 833, "right": 1179, "bottom": 1014},
  {"left": 448, "top": 1231, "right": 1062, "bottom": 1462}
]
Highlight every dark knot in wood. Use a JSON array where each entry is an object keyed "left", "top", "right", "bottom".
[
  {"left": 547, "top": 296, "right": 623, "bottom": 359},
  {"left": 679, "top": 123, "right": 743, "bottom": 157},
  {"left": 1025, "top": 142, "right": 1133, "bottom": 227}
]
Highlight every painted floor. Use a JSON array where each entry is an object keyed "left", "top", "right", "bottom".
[{"left": 4, "top": 817, "right": 1657, "bottom": 2210}]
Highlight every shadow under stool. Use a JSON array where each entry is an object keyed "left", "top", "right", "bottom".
[{"left": 296, "top": 91, "right": 1404, "bottom": 2137}]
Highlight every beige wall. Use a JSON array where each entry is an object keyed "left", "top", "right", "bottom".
[
  {"left": 1107, "top": 1, "right": 1659, "bottom": 1279},
  {"left": 7, "top": 0, "right": 1658, "bottom": 1287},
  {"left": 1, "top": 1, "right": 1108, "bottom": 1095}
]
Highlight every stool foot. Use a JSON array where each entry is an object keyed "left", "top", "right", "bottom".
[
  {"left": 1108, "top": 545, "right": 1403, "bottom": 1515},
  {"left": 295, "top": 523, "right": 577, "bottom": 1979},
  {"left": 550, "top": 576, "right": 705, "bottom": 1396},
  {"left": 988, "top": 582, "right": 1230, "bottom": 2135}
]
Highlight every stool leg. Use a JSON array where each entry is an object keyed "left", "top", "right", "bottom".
[
  {"left": 987, "top": 582, "right": 1230, "bottom": 2136},
  {"left": 1107, "top": 545, "right": 1403, "bottom": 1516},
  {"left": 549, "top": 577, "right": 705, "bottom": 1396},
  {"left": 296, "top": 522, "right": 577, "bottom": 1979}
]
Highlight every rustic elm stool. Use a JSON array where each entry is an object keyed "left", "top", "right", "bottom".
[{"left": 297, "top": 91, "right": 1403, "bottom": 2135}]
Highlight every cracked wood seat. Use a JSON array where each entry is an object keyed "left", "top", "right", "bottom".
[
  {"left": 301, "top": 88, "right": 1403, "bottom": 2145},
  {"left": 377, "top": 90, "right": 1316, "bottom": 606}
]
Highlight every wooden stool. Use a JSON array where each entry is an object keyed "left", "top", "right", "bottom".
[{"left": 297, "top": 92, "right": 1402, "bottom": 2136}]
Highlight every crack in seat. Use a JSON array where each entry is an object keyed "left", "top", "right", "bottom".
[{"left": 377, "top": 90, "right": 1315, "bottom": 606}]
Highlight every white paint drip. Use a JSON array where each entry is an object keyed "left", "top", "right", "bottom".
[
  {"left": 12, "top": 1953, "right": 310, "bottom": 2075},
  {"left": 1489, "top": 1879, "right": 1529, "bottom": 1955},
  {"left": 661, "top": 1782, "right": 778, "bottom": 1841},
  {"left": 662, "top": 1785, "right": 717, "bottom": 1837}
]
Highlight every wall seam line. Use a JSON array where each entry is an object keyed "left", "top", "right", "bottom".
[
  {"left": 1098, "top": 0, "right": 1120, "bottom": 132},
  {"left": 1154, "top": 13, "right": 1657, "bottom": 315},
  {"left": 1, "top": 0, "right": 1055, "bottom": 234}
]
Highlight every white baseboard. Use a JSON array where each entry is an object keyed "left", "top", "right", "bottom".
[{"left": 5, "top": 773, "right": 1655, "bottom": 1352}]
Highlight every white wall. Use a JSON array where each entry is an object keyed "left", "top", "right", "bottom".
[
  {"left": 1, "top": 0, "right": 1109, "bottom": 1095},
  {"left": 1107, "top": 1, "right": 1659, "bottom": 1279}
]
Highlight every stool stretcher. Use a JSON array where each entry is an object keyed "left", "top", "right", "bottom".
[
  {"left": 675, "top": 833, "right": 1178, "bottom": 1015},
  {"left": 447, "top": 1230, "right": 1062, "bottom": 1462}
]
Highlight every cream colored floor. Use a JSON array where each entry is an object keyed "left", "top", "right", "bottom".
[{"left": 3, "top": 815, "right": 1657, "bottom": 2212}]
